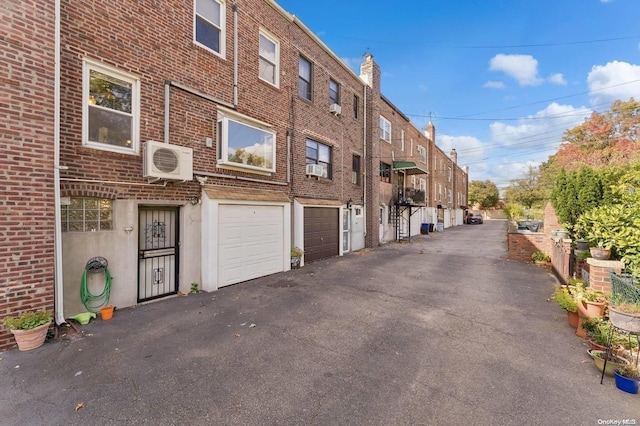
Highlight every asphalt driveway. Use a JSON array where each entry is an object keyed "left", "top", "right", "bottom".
[{"left": 1, "top": 220, "right": 638, "bottom": 425}]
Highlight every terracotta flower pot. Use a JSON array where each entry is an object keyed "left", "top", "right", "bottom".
[
  {"left": 583, "top": 300, "right": 606, "bottom": 318},
  {"left": 566, "top": 310, "right": 579, "bottom": 329},
  {"left": 10, "top": 321, "right": 51, "bottom": 351}
]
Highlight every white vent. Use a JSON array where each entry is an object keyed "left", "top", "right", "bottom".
[
  {"left": 329, "top": 103, "right": 342, "bottom": 115},
  {"left": 306, "top": 164, "right": 324, "bottom": 177},
  {"left": 143, "top": 140, "right": 193, "bottom": 181}
]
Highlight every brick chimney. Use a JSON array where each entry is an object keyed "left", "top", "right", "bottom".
[
  {"left": 450, "top": 148, "right": 457, "bottom": 164},
  {"left": 359, "top": 54, "right": 380, "bottom": 93},
  {"left": 425, "top": 121, "right": 435, "bottom": 142}
]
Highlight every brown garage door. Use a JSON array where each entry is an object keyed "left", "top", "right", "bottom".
[{"left": 304, "top": 207, "right": 339, "bottom": 262}]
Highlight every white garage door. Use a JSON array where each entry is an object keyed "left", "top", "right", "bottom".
[{"left": 218, "top": 204, "right": 285, "bottom": 287}]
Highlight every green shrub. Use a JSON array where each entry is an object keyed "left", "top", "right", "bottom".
[
  {"left": 2, "top": 310, "right": 53, "bottom": 331},
  {"left": 552, "top": 287, "right": 578, "bottom": 313}
]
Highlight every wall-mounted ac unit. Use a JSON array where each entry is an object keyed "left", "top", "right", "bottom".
[
  {"left": 143, "top": 140, "right": 193, "bottom": 181},
  {"left": 329, "top": 103, "right": 342, "bottom": 116},
  {"left": 306, "top": 164, "right": 324, "bottom": 177}
]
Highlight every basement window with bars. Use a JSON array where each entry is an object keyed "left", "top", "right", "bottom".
[{"left": 61, "top": 198, "right": 113, "bottom": 232}]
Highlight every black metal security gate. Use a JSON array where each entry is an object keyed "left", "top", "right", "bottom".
[{"left": 138, "top": 206, "right": 179, "bottom": 302}]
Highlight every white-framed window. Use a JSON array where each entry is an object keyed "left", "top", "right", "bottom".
[
  {"left": 83, "top": 59, "right": 139, "bottom": 154},
  {"left": 329, "top": 78, "right": 340, "bottom": 105},
  {"left": 420, "top": 178, "right": 427, "bottom": 199},
  {"left": 380, "top": 116, "right": 391, "bottom": 143},
  {"left": 259, "top": 30, "right": 279, "bottom": 87},
  {"left": 417, "top": 145, "right": 427, "bottom": 163},
  {"left": 448, "top": 166, "right": 452, "bottom": 182},
  {"left": 438, "top": 183, "right": 442, "bottom": 201},
  {"left": 61, "top": 197, "right": 113, "bottom": 232},
  {"left": 448, "top": 189, "right": 452, "bottom": 204},
  {"left": 352, "top": 154, "right": 361, "bottom": 185},
  {"left": 401, "top": 130, "right": 405, "bottom": 151},
  {"left": 306, "top": 139, "right": 332, "bottom": 179},
  {"left": 410, "top": 138, "right": 414, "bottom": 157},
  {"left": 217, "top": 107, "right": 275, "bottom": 173},
  {"left": 194, "top": 0, "right": 226, "bottom": 57},
  {"left": 411, "top": 175, "right": 416, "bottom": 188},
  {"left": 298, "top": 56, "right": 312, "bottom": 100}
]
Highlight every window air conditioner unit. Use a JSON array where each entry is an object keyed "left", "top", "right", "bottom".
[
  {"left": 143, "top": 140, "right": 193, "bottom": 181},
  {"left": 306, "top": 164, "right": 324, "bottom": 177},
  {"left": 329, "top": 103, "right": 342, "bottom": 115}
]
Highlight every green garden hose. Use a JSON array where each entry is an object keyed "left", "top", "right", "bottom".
[{"left": 80, "top": 257, "right": 112, "bottom": 312}]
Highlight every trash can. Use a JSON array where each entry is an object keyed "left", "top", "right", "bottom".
[
  {"left": 420, "top": 223, "right": 429, "bottom": 234},
  {"left": 428, "top": 223, "right": 435, "bottom": 233}
]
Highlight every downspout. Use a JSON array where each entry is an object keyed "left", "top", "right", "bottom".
[
  {"left": 164, "top": 81, "right": 170, "bottom": 143},
  {"left": 53, "top": 0, "right": 65, "bottom": 325},
  {"left": 233, "top": 4, "right": 238, "bottom": 107},
  {"left": 362, "top": 85, "right": 367, "bottom": 237}
]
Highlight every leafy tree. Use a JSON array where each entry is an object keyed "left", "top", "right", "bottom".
[
  {"left": 505, "top": 165, "right": 545, "bottom": 209},
  {"left": 574, "top": 165, "right": 640, "bottom": 274},
  {"left": 468, "top": 180, "right": 499, "bottom": 210},
  {"left": 550, "top": 166, "right": 625, "bottom": 234},
  {"left": 553, "top": 99, "right": 640, "bottom": 171}
]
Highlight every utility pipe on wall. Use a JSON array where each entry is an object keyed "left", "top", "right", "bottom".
[{"left": 54, "top": 0, "right": 65, "bottom": 325}]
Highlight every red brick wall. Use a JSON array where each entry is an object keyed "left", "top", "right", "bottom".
[
  {"left": 507, "top": 233, "right": 550, "bottom": 262},
  {"left": 0, "top": 1, "right": 56, "bottom": 349}
]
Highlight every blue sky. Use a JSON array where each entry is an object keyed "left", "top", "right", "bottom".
[{"left": 275, "top": 0, "right": 640, "bottom": 189}]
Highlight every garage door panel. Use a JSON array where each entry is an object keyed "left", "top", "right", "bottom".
[
  {"left": 304, "top": 207, "right": 339, "bottom": 262},
  {"left": 219, "top": 205, "right": 285, "bottom": 287}
]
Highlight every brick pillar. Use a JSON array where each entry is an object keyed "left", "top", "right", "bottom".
[{"left": 586, "top": 259, "right": 624, "bottom": 293}]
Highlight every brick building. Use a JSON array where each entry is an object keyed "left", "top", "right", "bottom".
[{"left": 1, "top": 0, "right": 467, "bottom": 350}]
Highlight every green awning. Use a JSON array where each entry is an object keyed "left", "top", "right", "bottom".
[{"left": 392, "top": 161, "right": 429, "bottom": 175}]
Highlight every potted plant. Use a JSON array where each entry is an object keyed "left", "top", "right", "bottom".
[
  {"left": 609, "top": 272, "right": 640, "bottom": 334},
  {"left": 2, "top": 310, "right": 53, "bottom": 351},
  {"left": 552, "top": 286, "right": 579, "bottom": 328},
  {"left": 613, "top": 364, "right": 640, "bottom": 394},
  {"left": 589, "top": 350, "right": 629, "bottom": 377},
  {"left": 531, "top": 251, "right": 551, "bottom": 266},
  {"left": 290, "top": 246, "right": 304, "bottom": 269},
  {"left": 609, "top": 301, "right": 640, "bottom": 334}
]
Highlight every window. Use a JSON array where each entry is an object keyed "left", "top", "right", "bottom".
[
  {"left": 298, "top": 56, "right": 312, "bottom": 100},
  {"left": 329, "top": 79, "right": 340, "bottom": 105},
  {"left": 448, "top": 166, "right": 452, "bottom": 182},
  {"left": 353, "top": 95, "right": 359, "bottom": 119},
  {"left": 410, "top": 138, "right": 414, "bottom": 157},
  {"left": 418, "top": 145, "right": 426, "bottom": 163},
  {"left": 217, "top": 108, "right": 276, "bottom": 173},
  {"left": 380, "top": 162, "right": 391, "bottom": 183},
  {"left": 448, "top": 189, "right": 452, "bottom": 204},
  {"left": 352, "top": 154, "right": 361, "bottom": 185},
  {"left": 195, "top": 0, "right": 225, "bottom": 56},
  {"left": 420, "top": 178, "right": 427, "bottom": 200},
  {"left": 83, "top": 59, "right": 139, "bottom": 154},
  {"left": 61, "top": 198, "right": 113, "bottom": 232},
  {"left": 306, "top": 139, "right": 331, "bottom": 178},
  {"left": 380, "top": 116, "right": 391, "bottom": 143},
  {"left": 259, "top": 31, "right": 279, "bottom": 87}
]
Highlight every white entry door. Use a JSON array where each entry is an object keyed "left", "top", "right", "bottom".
[{"left": 218, "top": 204, "right": 285, "bottom": 287}]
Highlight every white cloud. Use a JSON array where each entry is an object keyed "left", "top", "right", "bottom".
[
  {"left": 438, "top": 134, "right": 486, "bottom": 173},
  {"left": 587, "top": 61, "right": 640, "bottom": 105},
  {"left": 483, "top": 80, "right": 505, "bottom": 89},
  {"left": 489, "top": 54, "right": 544, "bottom": 86},
  {"left": 548, "top": 73, "right": 567, "bottom": 85},
  {"left": 490, "top": 102, "right": 591, "bottom": 149}
]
